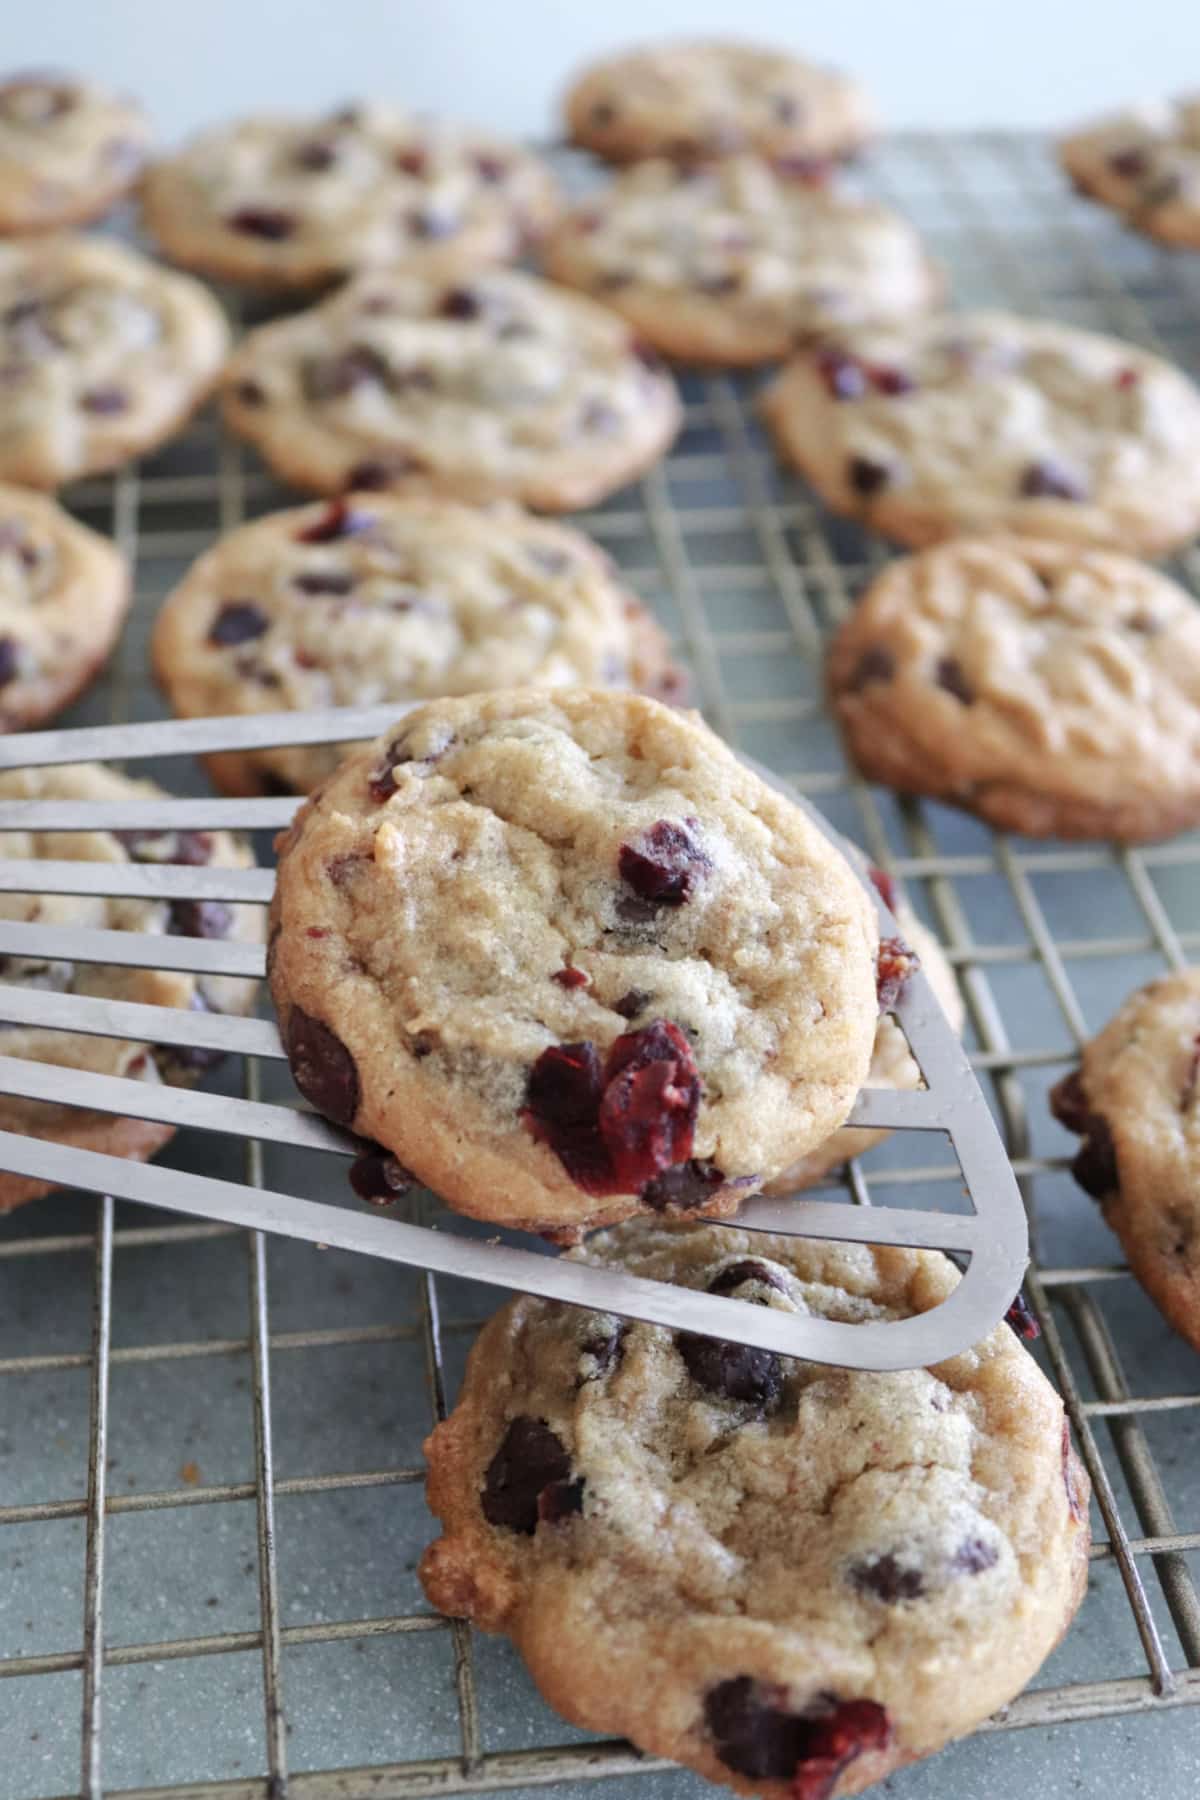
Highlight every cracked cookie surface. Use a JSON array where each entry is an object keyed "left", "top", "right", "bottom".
[
  {"left": 1052, "top": 969, "right": 1200, "bottom": 1352},
  {"left": 564, "top": 38, "right": 874, "bottom": 169},
  {"left": 763, "top": 310, "right": 1200, "bottom": 556},
  {"left": 543, "top": 157, "right": 937, "bottom": 365},
  {"left": 827, "top": 537, "right": 1200, "bottom": 842},
  {"left": 0, "top": 484, "right": 130, "bottom": 729},
  {"left": 0, "top": 70, "right": 149, "bottom": 233},
  {"left": 152, "top": 496, "right": 683, "bottom": 797},
  {"left": 142, "top": 104, "right": 560, "bottom": 289},
  {"left": 0, "top": 762, "right": 263, "bottom": 1212},
  {"left": 420, "top": 1220, "right": 1090, "bottom": 1799},
  {"left": 222, "top": 266, "right": 680, "bottom": 510},
  {"left": 267, "top": 689, "right": 878, "bottom": 1238},
  {"left": 0, "top": 235, "right": 229, "bottom": 488}
]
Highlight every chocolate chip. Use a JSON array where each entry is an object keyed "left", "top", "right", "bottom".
[
  {"left": 552, "top": 966, "right": 590, "bottom": 990},
  {"left": 1005, "top": 1290, "right": 1041, "bottom": 1341},
  {"left": 293, "top": 569, "right": 356, "bottom": 597},
  {"left": 1108, "top": 147, "right": 1149, "bottom": 179},
  {"left": 481, "top": 1417, "right": 572, "bottom": 1534},
  {"left": 589, "top": 101, "right": 617, "bottom": 128},
  {"left": 618, "top": 819, "right": 710, "bottom": 908},
  {"left": 697, "top": 271, "right": 740, "bottom": 296},
  {"left": 523, "top": 1020, "right": 700, "bottom": 1197},
  {"left": 0, "top": 520, "right": 36, "bottom": 568},
  {"left": 1072, "top": 1118, "right": 1118, "bottom": 1199},
  {"left": 579, "top": 1324, "right": 625, "bottom": 1381},
  {"left": 304, "top": 344, "right": 391, "bottom": 402},
  {"left": 641, "top": 1158, "right": 727, "bottom": 1212},
  {"left": 597, "top": 268, "right": 635, "bottom": 292},
  {"left": 708, "top": 1259, "right": 788, "bottom": 1297},
  {"left": 952, "top": 1536, "right": 1000, "bottom": 1574},
  {"left": 286, "top": 1008, "right": 360, "bottom": 1126},
  {"left": 367, "top": 724, "right": 453, "bottom": 802},
  {"left": 613, "top": 988, "right": 651, "bottom": 1020},
  {"left": 1019, "top": 460, "right": 1086, "bottom": 501},
  {"left": 473, "top": 153, "right": 507, "bottom": 183},
  {"left": 848, "top": 1554, "right": 925, "bottom": 1603},
  {"left": 537, "top": 1477, "right": 584, "bottom": 1524},
  {"left": 294, "top": 139, "right": 337, "bottom": 172},
  {"left": 227, "top": 207, "right": 295, "bottom": 240},
  {"left": 439, "top": 286, "right": 481, "bottom": 319},
  {"left": 118, "top": 829, "right": 213, "bottom": 867},
  {"left": 407, "top": 208, "right": 456, "bottom": 240},
  {"left": 394, "top": 146, "right": 427, "bottom": 176},
  {"left": 156, "top": 991, "right": 224, "bottom": 1081},
  {"left": 1048, "top": 1069, "right": 1091, "bottom": 1135},
  {"left": 348, "top": 1144, "right": 414, "bottom": 1206},
  {"left": 579, "top": 397, "right": 621, "bottom": 435},
  {"left": 296, "top": 499, "right": 374, "bottom": 544},
  {"left": 234, "top": 378, "right": 267, "bottom": 407},
  {"left": 677, "top": 1333, "right": 782, "bottom": 1407},
  {"left": 0, "top": 638, "right": 19, "bottom": 687},
  {"left": 80, "top": 385, "right": 127, "bottom": 415},
  {"left": 935, "top": 655, "right": 973, "bottom": 703},
  {"left": 876, "top": 935, "right": 919, "bottom": 1011},
  {"left": 772, "top": 93, "right": 800, "bottom": 123},
  {"left": 704, "top": 1679, "right": 891, "bottom": 1791},
  {"left": 209, "top": 602, "right": 269, "bottom": 647},
  {"left": 168, "top": 900, "right": 233, "bottom": 940},
  {"left": 848, "top": 455, "right": 890, "bottom": 496},
  {"left": 846, "top": 646, "right": 895, "bottom": 692}
]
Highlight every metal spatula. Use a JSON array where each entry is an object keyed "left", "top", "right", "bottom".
[{"left": 0, "top": 705, "right": 1028, "bottom": 1372}]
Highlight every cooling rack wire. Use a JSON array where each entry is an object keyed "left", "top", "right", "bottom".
[{"left": 4, "top": 131, "right": 1200, "bottom": 1800}]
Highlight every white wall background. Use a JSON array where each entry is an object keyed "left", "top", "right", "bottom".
[{"left": 10, "top": 0, "right": 1199, "bottom": 143}]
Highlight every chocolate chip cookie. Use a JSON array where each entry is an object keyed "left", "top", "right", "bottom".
[
  {"left": 1052, "top": 969, "right": 1200, "bottom": 1353},
  {"left": 267, "top": 690, "right": 879, "bottom": 1240},
  {"left": 0, "top": 70, "right": 149, "bottom": 234},
  {"left": 1061, "top": 96, "right": 1200, "bottom": 249},
  {"left": 420, "top": 1220, "right": 1090, "bottom": 1798},
  {"left": 142, "top": 105, "right": 561, "bottom": 290},
  {"left": 763, "top": 311, "right": 1200, "bottom": 556},
  {"left": 0, "top": 762, "right": 264, "bottom": 1213},
  {"left": 542, "top": 156, "right": 938, "bottom": 366},
  {"left": 152, "top": 495, "right": 683, "bottom": 798},
  {"left": 0, "top": 485, "right": 130, "bottom": 729},
  {"left": 828, "top": 536, "right": 1200, "bottom": 842},
  {"left": 766, "top": 869, "right": 963, "bottom": 1195},
  {"left": 564, "top": 39, "right": 875, "bottom": 171},
  {"left": 222, "top": 267, "right": 681, "bottom": 510},
  {"left": 0, "top": 236, "right": 230, "bottom": 489}
]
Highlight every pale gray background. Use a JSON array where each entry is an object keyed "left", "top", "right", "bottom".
[{"left": 5, "top": 0, "right": 1199, "bottom": 140}]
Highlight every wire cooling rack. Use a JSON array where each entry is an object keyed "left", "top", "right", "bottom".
[{"left": 4, "top": 131, "right": 1200, "bottom": 1800}]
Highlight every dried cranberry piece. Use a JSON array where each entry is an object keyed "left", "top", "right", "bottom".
[
  {"left": 815, "top": 347, "right": 867, "bottom": 401},
  {"left": 349, "top": 1144, "right": 414, "bottom": 1206},
  {"left": 523, "top": 1021, "right": 700, "bottom": 1197},
  {"left": 1115, "top": 366, "right": 1140, "bottom": 391},
  {"left": 597, "top": 1021, "right": 700, "bottom": 1192},
  {"left": 612, "top": 988, "right": 650, "bottom": 1020},
  {"left": 846, "top": 646, "right": 895, "bottom": 692},
  {"left": 294, "top": 139, "right": 337, "bottom": 171},
  {"left": 848, "top": 455, "right": 890, "bottom": 496},
  {"left": 952, "top": 1536, "right": 1000, "bottom": 1574},
  {"left": 296, "top": 499, "right": 374, "bottom": 544},
  {"left": 537, "top": 1477, "right": 584, "bottom": 1523},
  {"left": 708, "top": 1259, "right": 788, "bottom": 1297},
  {"left": 293, "top": 569, "right": 356, "bottom": 597},
  {"left": 80, "top": 385, "right": 127, "bottom": 414},
  {"left": 1020, "top": 460, "right": 1086, "bottom": 501},
  {"left": 394, "top": 146, "right": 427, "bottom": 176},
  {"left": 347, "top": 455, "right": 423, "bottom": 490},
  {"left": 870, "top": 364, "right": 914, "bottom": 396},
  {"left": 286, "top": 1008, "right": 360, "bottom": 1126},
  {"left": 679, "top": 1333, "right": 782, "bottom": 1407},
  {"left": 227, "top": 206, "right": 295, "bottom": 240},
  {"left": 209, "top": 601, "right": 269, "bottom": 647},
  {"left": 848, "top": 1554, "right": 925, "bottom": 1602},
  {"left": 705, "top": 1680, "right": 891, "bottom": 1792},
  {"left": 641, "top": 1158, "right": 727, "bottom": 1212},
  {"left": 866, "top": 864, "right": 898, "bottom": 914},
  {"left": 1108, "top": 147, "right": 1149, "bottom": 179},
  {"left": 0, "top": 638, "right": 19, "bottom": 687},
  {"left": 473, "top": 153, "right": 507, "bottom": 182},
  {"left": 618, "top": 819, "right": 710, "bottom": 908},
  {"left": 481, "top": 1417, "right": 572, "bottom": 1534},
  {"left": 876, "top": 935, "right": 918, "bottom": 1011},
  {"left": 552, "top": 966, "right": 590, "bottom": 990},
  {"left": 168, "top": 899, "right": 233, "bottom": 940},
  {"left": 935, "top": 655, "right": 973, "bottom": 703},
  {"left": 1005, "top": 1290, "right": 1041, "bottom": 1340}
]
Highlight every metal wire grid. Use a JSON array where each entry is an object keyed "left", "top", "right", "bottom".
[{"left": 2, "top": 130, "right": 1200, "bottom": 1797}]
